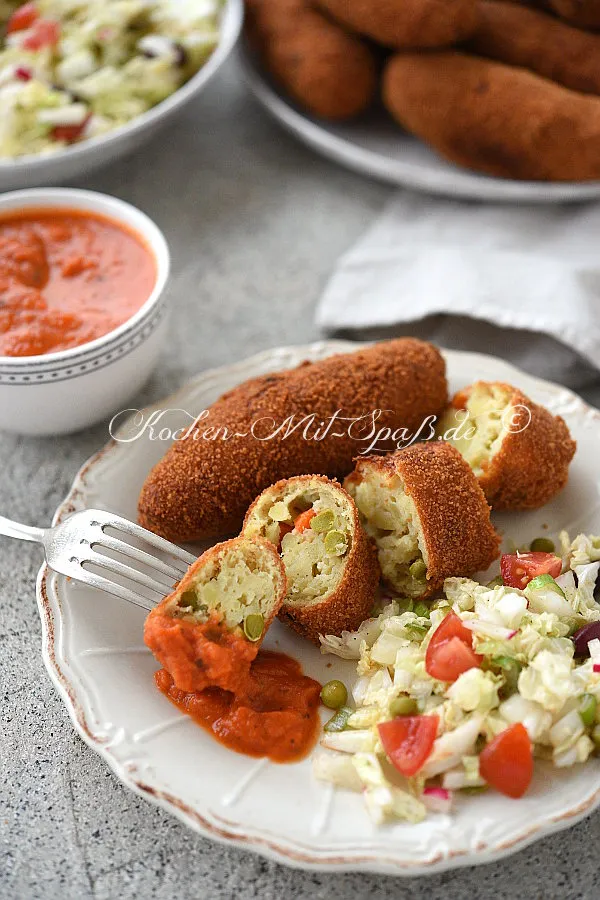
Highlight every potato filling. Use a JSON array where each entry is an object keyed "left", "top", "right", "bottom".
[
  {"left": 437, "top": 383, "right": 512, "bottom": 477},
  {"left": 170, "top": 545, "right": 281, "bottom": 631},
  {"left": 346, "top": 473, "right": 427, "bottom": 598},
  {"left": 246, "top": 484, "right": 353, "bottom": 608}
]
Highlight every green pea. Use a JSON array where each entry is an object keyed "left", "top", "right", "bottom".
[
  {"left": 324, "top": 530, "right": 347, "bottom": 556},
  {"left": 409, "top": 559, "right": 427, "bottom": 580},
  {"left": 320, "top": 679, "right": 348, "bottom": 710},
  {"left": 178, "top": 589, "right": 199, "bottom": 610},
  {"left": 389, "top": 696, "right": 418, "bottom": 717},
  {"left": 579, "top": 693, "right": 597, "bottom": 728},
  {"left": 413, "top": 601, "right": 430, "bottom": 619},
  {"left": 592, "top": 724, "right": 600, "bottom": 749},
  {"left": 324, "top": 706, "right": 353, "bottom": 732},
  {"left": 530, "top": 537, "right": 555, "bottom": 553},
  {"left": 243, "top": 613, "right": 264, "bottom": 642},
  {"left": 311, "top": 510, "right": 335, "bottom": 534}
]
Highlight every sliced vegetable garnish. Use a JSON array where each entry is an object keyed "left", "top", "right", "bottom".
[
  {"left": 479, "top": 723, "right": 533, "bottom": 799},
  {"left": 324, "top": 706, "right": 353, "bottom": 733},
  {"left": 378, "top": 715, "right": 438, "bottom": 777},
  {"left": 21, "top": 18, "right": 60, "bottom": 50},
  {"left": 572, "top": 621, "right": 600, "bottom": 657},
  {"left": 425, "top": 611, "right": 482, "bottom": 682},
  {"left": 7, "top": 2, "right": 38, "bottom": 34},
  {"left": 578, "top": 693, "right": 597, "bottom": 728},
  {"left": 501, "top": 551, "right": 562, "bottom": 590},
  {"left": 526, "top": 573, "right": 565, "bottom": 596}
]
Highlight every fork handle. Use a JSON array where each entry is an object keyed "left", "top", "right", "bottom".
[{"left": 0, "top": 515, "right": 45, "bottom": 544}]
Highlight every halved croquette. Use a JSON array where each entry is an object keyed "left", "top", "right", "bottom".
[
  {"left": 144, "top": 536, "right": 286, "bottom": 693},
  {"left": 437, "top": 381, "right": 576, "bottom": 510},
  {"left": 138, "top": 338, "right": 448, "bottom": 543},
  {"left": 344, "top": 442, "right": 500, "bottom": 598},
  {"left": 243, "top": 475, "right": 380, "bottom": 643}
]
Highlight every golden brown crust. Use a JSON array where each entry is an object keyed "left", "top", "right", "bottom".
[
  {"left": 453, "top": 382, "right": 577, "bottom": 510},
  {"left": 549, "top": 0, "right": 600, "bottom": 29},
  {"left": 244, "top": 0, "right": 377, "bottom": 120},
  {"left": 382, "top": 51, "right": 600, "bottom": 182},
  {"left": 244, "top": 474, "right": 380, "bottom": 643},
  {"left": 468, "top": 1, "right": 600, "bottom": 96},
  {"left": 349, "top": 442, "right": 500, "bottom": 597},
  {"left": 138, "top": 338, "right": 448, "bottom": 543},
  {"left": 313, "top": 0, "right": 480, "bottom": 48}
]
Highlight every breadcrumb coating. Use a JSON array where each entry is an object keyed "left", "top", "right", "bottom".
[
  {"left": 244, "top": 474, "right": 380, "bottom": 643},
  {"left": 138, "top": 338, "right": 448, "bottom": 542},
  {"left": 446, "top": 381, "right": 577, "bottom": 510},
  {"left": 346, "top": 442, "right": 500, "bottom": 598},
  {"left": 314, "top": 0, "right": 480, "bottom": 49},
  {"left": 468, "top": 1, "right": 600, "bottom": 97},
  {"left": 244, "top": 0, "right": 377, "bottom": 120},
  {"left": 382, "top": 51, "right": 600, "bottom": 181}
]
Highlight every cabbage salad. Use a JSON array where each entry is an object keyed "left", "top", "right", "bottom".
[
  {"left": 0, "top": 0, "right": 222, "bottom": 157},
  {"left": 315, "top": 532, "right": 600, "bottom": 824}
]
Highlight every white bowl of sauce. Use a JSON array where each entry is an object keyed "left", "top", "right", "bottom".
[{"left": 0, "top": 188, "right": 170, "bottom": 435}]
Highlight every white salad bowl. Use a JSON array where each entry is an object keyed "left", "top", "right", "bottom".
[
  {"left": 0, "top": 0, "right": 243, "bottom": 192},
  {"left": 0, "top": 188, "right": 170, "bottom": 436}
]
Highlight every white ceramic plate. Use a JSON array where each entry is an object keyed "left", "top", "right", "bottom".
[
  {"left": 239, "top": 45, "right": 600, "bottom": 204},
  {"left": 37, "top": 341, "right": 600, "bottom": 876},
  {"left": 0, "top": 0, "right": 242, "bottom": 191}
]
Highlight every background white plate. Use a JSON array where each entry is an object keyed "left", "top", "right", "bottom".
[
  {"left": 38, "top": 341, "right": 600, "bottom": 875},
  {"left": 239, "top": 45, "right": 600, "bottom": 204},
  {"left": 0, "top": 0, "right": 242, "bottom": 191}
]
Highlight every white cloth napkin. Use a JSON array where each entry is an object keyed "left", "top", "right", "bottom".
[{"left": 316, "top": 192, "right": 600, "bottom": 370}]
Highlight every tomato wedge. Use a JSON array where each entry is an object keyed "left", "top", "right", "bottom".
[
  {"left": 378, "top": 715, "right": 438, "bottom": 777},
  {"left": 21, "top": 18, "right": 60, "bottom": 50},
  {"left": 7, "top": 2, "right": 38, "bottom": 34},
  {"left": 294, "top": 508, "right": 316, "bottom": 533},
  {"left": 425, "top": 611, "right": 482, "bottom": 682},
  {"left": 501, "top": 552, "right": 562, "bottom": 591},
  {"left": 479, "top": 723, "right": 533, "bottom": 799},
  {"left": 51, "top": 115, "right": 90, "bottom": 144}
]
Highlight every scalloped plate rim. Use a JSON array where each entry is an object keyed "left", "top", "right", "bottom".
[{"left": 36, "top": 340, "right": 600, "bottom": 875}]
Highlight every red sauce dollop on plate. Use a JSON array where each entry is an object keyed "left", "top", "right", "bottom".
[
  {"left": 155, "top": 650, "right": 322, "bottom": 763},
  {"left": 0, "top": 208, "right": 156, "bottom": 357}
]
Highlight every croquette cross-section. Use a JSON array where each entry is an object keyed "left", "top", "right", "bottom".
[
  {"left": 138, "top": 338, "right": 448, "bottom": 543},
  {"left": 437, "top": 381, "right": 576, "bottom": 510},
  {"left": 244, "top": 475, "right": 380, "bottom": 643},
  {"left": 344, "top": 442, "right": 500, "bottom": 599},
  {"left": 144, "top": 536, "right": 286, "bottom": 693}
]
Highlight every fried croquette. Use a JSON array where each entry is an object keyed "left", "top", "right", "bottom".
[
  {"left": 144, "top": 536, "right": 286, "bottom": 692},
  {"left": 437, "top": 382, "right": 577, "bottom": 510},
  {"left": 468, "top": 1, "right": 600, "bottom": 97},
  {"left": 548, "top": 0, "right": 600, "bottom": 29},
  {"left": 313, "top": 0, "right": 480, "bottom": 48},
  {"left": 382, "top": 51, "right": 600, "bottom": 181},
  {"left": 138, "top": 339, "right": 448, "bottom": 543},
  {"left": 244, "top": 0, "right": 377, "bottom": 120},
  {"left": 243, "top": 475, "right": 380, "bottom": 643},
  {"left": 345, "top": 442, "right": 500, "bottom": 599}
]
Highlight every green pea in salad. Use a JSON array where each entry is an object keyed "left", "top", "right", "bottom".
[
  {"left": 315, "top": 532, "right": 600, "bottom": 824},
  {"left": 0, "top": 0, "right": 222, "bottom": 157}
]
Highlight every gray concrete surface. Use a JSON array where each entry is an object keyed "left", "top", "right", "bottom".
[{"left": 2, "top": 58, "right": 600, "bottom": 900}]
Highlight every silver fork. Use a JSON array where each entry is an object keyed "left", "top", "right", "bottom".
[{"left": 0, "top": 508, "right": 197, "bottom": 611}]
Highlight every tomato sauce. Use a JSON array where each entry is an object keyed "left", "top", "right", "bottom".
[
  {"left": 155, "top": 650, "right": 322, "bottom": 764},
  {"left": 0, "top": 208, "right": 156, "bottom": 357}
]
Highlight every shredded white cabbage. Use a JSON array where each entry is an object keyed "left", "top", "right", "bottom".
[
  {"left": 315, "top": 532, "right": 600, "bottom": 823},
  {"left": 0, "top": 0, "right": 222, "bottom": 157}
]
